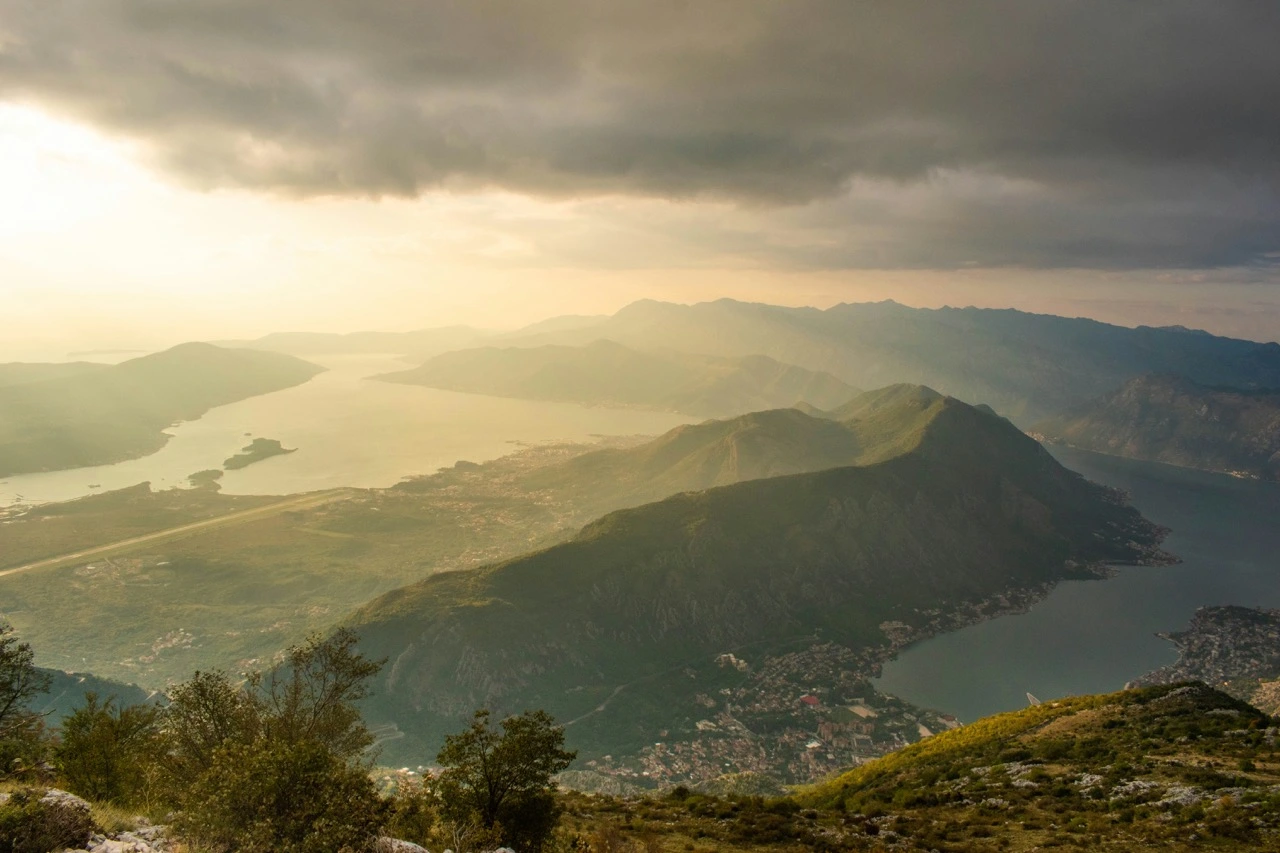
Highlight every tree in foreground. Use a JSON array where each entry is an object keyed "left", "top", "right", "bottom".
[
  {"left": 0, "top": 621, "right": 52, "bottom": 779},
  {"left": 166, "top": 628, "right": 389, "bottom": 853},
  {"left": 436, "top": 708, "right": 576, "bottom": 853},
  {"left": 56, "top": 693, "right": 162, "bottom": 806}
]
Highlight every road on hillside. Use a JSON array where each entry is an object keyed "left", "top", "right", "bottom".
[{"left": 0, "top": 489, "right": 358, "bottom": 579}]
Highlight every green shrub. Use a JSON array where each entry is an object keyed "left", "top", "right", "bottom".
[
  {"left": 56, "top": 693, "right": 162, "bottom": 806},
  {"left": 384, "top": 776, "right": 437, "bottom": 846},
  {"left": 177, "top": 739, "right": 388, "bottom": 853},
  {"left": 0, "top": 716, "right": 51, "bottom": 784},
  {"left": 158, "top": 629, "right": 392, "bottom": 851}
]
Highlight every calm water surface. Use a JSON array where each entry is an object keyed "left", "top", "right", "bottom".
[
  {"left": 874, "top": 447, "right": 1280, "bottom": 721},
  {"left": 0, "top": 355, "right": 692, "bottom": 505}
]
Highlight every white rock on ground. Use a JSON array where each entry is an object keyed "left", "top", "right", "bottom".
[
  {"left": 65, "top": 825, "right": 176, "bottom": 853},
  {"left": 374, "top": 838, "right": 431, "bottom": 853}
]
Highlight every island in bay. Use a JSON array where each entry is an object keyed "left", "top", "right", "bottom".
[{"left": 223, "top": 437, "right": 297, "bottom": 470}]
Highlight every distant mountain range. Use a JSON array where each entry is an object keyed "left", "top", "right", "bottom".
[
  {"left": 490, "top": 299, "right": 1280, "bottom": 423},
  {"left": 0, "top": 343, "right": 324, "bottom": 477},
  {"left": 220, "top": 316, "right": 615, "bottom": 359},
  {"left": 1034, "top": 374, "right": 1280, "bottom": 480},
  {"left": 0, "top": 362, "right": 107, "bottom": 388},
  {"left": 220, "top": 326, "right": 491, "bottom": 360},
  {"left": 375, "top": 339, "right": 859, "bottom": 417},
  {"left": 352, "top": 393, "right": 1165, "bottom": 761},
  {"left": 237, "top": 299, "right": 1280, "bottom": 424}
]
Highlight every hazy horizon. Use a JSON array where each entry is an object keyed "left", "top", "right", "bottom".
[
  {"left": 5, "top": 3, "right": 1280, "bottom": 360},
  {"left": 7, "top": 277, "right": 1280, "bottom": 364}
]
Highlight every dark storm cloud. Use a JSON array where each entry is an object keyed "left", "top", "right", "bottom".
[{"left": 3, "top": 0, "right": 1279, "bottom": 268}]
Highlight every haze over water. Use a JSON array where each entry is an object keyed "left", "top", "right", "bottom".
[
  {"left": 875, "top": 446, "right": 1280, "bottom": 722},
  {"left": 0, "top": 355, "right": 691, "bottom": 506}
]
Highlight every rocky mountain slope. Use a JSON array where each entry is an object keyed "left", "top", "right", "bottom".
[
  {"left": 0, "top": 343, "right": 324, "bottom": 476},
  {"left": 796, "top": 681, "right": 1279, "bottom": 851},
  {"left": 377, "top": 339, "right": 858, "bottom": 417},
  {"left": 1034, "top": 374, "right": 1280, "bottom": 479},
  {"left": 352, "top": 396, "right": 1167, "bottom": 765}
]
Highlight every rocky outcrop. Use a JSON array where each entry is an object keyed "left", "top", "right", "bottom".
[{"left": 0, "top": 788, "right": 96, "bottom": 852}]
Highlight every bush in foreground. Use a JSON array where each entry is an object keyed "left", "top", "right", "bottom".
[{"left": 179, "top": 739, "right": 388, "bottom": 853}]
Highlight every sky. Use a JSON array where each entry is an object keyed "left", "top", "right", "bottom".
[{"left": 2, "top": 1, "right": 1280, "bottom": 358}]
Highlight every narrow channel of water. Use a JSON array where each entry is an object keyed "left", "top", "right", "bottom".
[
  {"left": 0, "top": 355, "right": 692, "bottom": 505},
  {"left": 873, "top": 448, "right": 1280, "bottom": 722}
]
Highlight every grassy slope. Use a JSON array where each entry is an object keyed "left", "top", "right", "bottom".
[
  {"left": 790, "top": 682, "right": 1279, "bottom": 851},
  {"left": 352, "top": 398, "right": 1164, "bottom": 758},
  {"left": 0, "top": 343, "right": 324, "bottom": 476},
  {"left": 560, "top": 683, "right": 1280, "bottom": 853},
  {"left": 376, "top": 339, "right": 858, "bottom": 416},
  {"left": 1035, "top": 373, "right": 1280, "bottom": 479}
]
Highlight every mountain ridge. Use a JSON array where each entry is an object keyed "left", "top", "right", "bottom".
[
  {"left": 376, "top": 339, "right": 859, "bottom": 416},
  {"left": 1034, "top": 373, "right": 1280, "bottom": 479},
  {"left": 352, "top": 394, "right": 1167, "bottom": 766},
  {"left": 0, "top": 343, "right": 324, "bottom": 477},
  {"left": 492, "top": 299, "right": 1280, "bottom": 423}
]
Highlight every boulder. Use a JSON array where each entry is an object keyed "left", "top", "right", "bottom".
[{"left": 0, "top": 787, "right": 96, "bottom": 852}]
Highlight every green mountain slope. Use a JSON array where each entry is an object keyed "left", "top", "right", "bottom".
[
  {"left": 0, "top": 343, "right": 324, "bottom": 476},
  {"left": 501, "top": 298, "right": 1280, "bottom": 423},
  {"left": 0, "top": 384, "right": 986, "bottom": 696},
  {"left": 375, "top": 339, "right": 858, "bottom": 416},
  {"left": 512, "top": 384, "right": 957, "bottom": 516},
  {"left": 1034, "top": 374, "right": 1280, "bottom": 479},
  {"left": 823, "top": 383, "right": 944, "bottom": 421},
  {"left": 353, "top": 398, "right": 1165, "bottom": 763},
  {"left": 798, "top": 682, "right": 1278, "bottom": 850}
]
